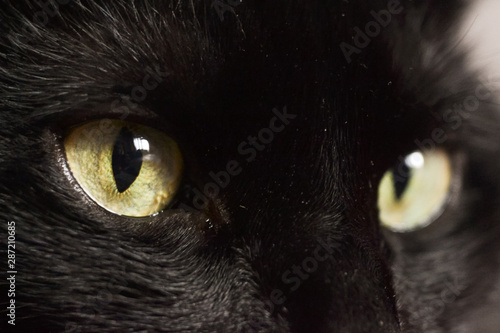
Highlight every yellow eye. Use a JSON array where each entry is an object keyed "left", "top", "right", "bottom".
[
  {"left": 377, "top": 149, "right": 452, "bottom": 232},
  {"left": 64, "top": 119, "right": 183, "bottom": 217}
]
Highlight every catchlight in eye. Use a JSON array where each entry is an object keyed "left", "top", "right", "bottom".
[
  {"left": 64, "top": 119, "right": 183, "bottom": 217},
  {"left": 377, "top": 149, "right": 452, "bottom": 232}
]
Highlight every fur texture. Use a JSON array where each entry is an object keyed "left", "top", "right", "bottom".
[{"left": 1, "top": 1, "right": 499, "bottom": 332}]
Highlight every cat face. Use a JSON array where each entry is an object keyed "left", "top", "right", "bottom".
[{"left": 1, "top": 1, "right": 499, "bottom": 332}]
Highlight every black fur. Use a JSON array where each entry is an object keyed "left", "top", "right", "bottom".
[{"left": 1, "top": 1, "right": 499, "bottom": 332}]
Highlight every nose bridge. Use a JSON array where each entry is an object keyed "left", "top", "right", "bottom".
[
  {"left": 233, "top": 209, "right": 401, "bottom": 332},
  {"left": 200, "top": 117, "right": 401, "bottom": 331}
]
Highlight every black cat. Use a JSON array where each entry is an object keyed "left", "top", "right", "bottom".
[{"left": 1, "top": 1, "right": 499, "bottom": 332}]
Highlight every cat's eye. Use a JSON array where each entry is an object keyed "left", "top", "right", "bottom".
[
  {"left": 64, "top": 119, "right": 183, "bottom": 217},
  {"left": 377, "top": 149, "right": 452, "bottom": 232}
]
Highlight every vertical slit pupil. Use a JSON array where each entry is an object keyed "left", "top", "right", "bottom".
[
  {"left": 392, "top": 162, "right": 411, "bottom": 200},
  {"left": 112, "top": 127, "right": 143, "bottom": 193}
]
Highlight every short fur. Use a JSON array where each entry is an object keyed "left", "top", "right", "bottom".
[{"left": 1, "top": 1, "right": 499, "bottom": 332}]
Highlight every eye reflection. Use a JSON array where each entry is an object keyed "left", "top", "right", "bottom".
[
  {"left": 404, "top": 151, "right": 424, "bottom": 169},
  {"left": 133, "top": 137, "right": 150, "bottom": 151},
  {"left": 377, "top": 149, "right": 452, "bottom": 232},
  {"left": 64, "top": 119, "right": 183, "bottom": 217}
]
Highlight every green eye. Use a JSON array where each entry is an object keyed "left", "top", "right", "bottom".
[
  {"left": 377, "top": 149, "right": 452, "bottom": 232},
  {"left": 64, "top": 119, "right": 183, "bottom": 217}
]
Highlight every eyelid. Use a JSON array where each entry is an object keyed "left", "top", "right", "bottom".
[{"left": 37, "top": 98, "right": 175, "bottom": 132}]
